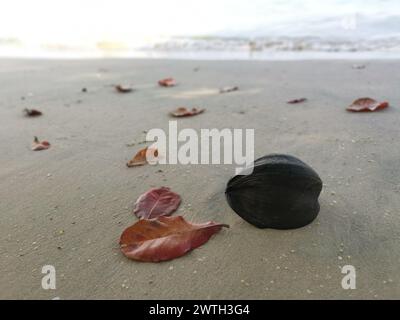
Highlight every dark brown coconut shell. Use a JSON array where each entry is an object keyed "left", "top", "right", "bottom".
[{"left": 225, "top": 154, "right": 322, "bottom": 229}]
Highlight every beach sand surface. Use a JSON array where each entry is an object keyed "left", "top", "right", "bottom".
[{"left": 0, "top": 58, "right": 399, "bottom": 299}]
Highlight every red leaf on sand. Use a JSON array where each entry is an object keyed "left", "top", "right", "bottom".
[
  {"left": 127, "top": 147, "right": 158, "bottom": 167},
  {"left": 347, "top": 97, "right": 389, "bottom": 112},
  {"left": 24, "top": 108, "right": 42, "bottom": 117},
  {"left": 158, "top": 78, "right": 176, "bottom": 87},
  {"left": 220, "top": 86, "right": 239, "bottom": 93},
  {"left": 287, "top": 98, "right": 307, "bottom": 104},
  {"left": 32, "top": 136, "right": 50, "bottom": 151},
  {"left": 115, "top": 84, "right": 133, "bottom": 93},
  {"left": 133, "top": 187, "right": 181, "bottom": 219},
  {"left": 170, "top": 107, "right": 205, "bottom": 117},
  {"left": 119, "top": 216, "right": 229, "bottom": 262}
]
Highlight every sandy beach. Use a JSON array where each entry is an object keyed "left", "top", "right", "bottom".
[{"left": 0, "top": 58, "right": 399, "bottom": 299}]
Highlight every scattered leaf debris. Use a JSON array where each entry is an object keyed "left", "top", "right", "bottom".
[
  {"left": 287, "top": 98, "right": 307, "bottom": 104},
  {"left": 32, "top": 136, "right": 50, "bottom": 151},
  {"left": 127, "top": 147, "right": 158, "bottom": 167},
  {"left": 170, "top": 107, "right": 205, "bottom": 117},
  {"left": 347, "top": 97, "right": 389, "bottom": 112},
  {"left": 24, "top": 108, "right": 42, "bottom": 117},
  {"left": 158, "top": 78, "right": 176, "bottom": 87},
  {"left": 115, "top": 85, "right": 133, "bottom": 93}
]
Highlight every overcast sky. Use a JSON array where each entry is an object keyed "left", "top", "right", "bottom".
[{"left": 1, "top": 0, "right": 399, "bottom": 44}]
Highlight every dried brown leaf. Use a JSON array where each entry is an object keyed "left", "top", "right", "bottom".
[
  {"left": 287, "top": 98, "right": 307, "bottom": 104},
  {"left": 115, "top": 85, "right": 133, "bottom": 93},
  {"left": 170, "top": 107, "right": 205, "bottom": 117},
  {"left": 127, "top": 147, "right": 158, "bottom": 167},
  {"left": 347, "top": 97, "right": 389, "bottom": 112},
  {"left": 24, "top": 108, "right": 42, "bottom": 117},
  {"left": 32, "top": 136, "right": 50, "bottom": 151},
  {"left": 158, "top": 78, "right": 176, "bottom": 87}
]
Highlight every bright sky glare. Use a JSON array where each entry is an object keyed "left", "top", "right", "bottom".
[{"left": 1, "top": 0, "right": 400, "bottom": 46}]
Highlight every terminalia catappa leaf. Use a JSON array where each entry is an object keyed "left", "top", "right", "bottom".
[
  {"left": 127, "top": 147, "right": 158, "bottom": 167},
  {"left": 115, "top": 84, "right": 133, "bottom": 93},
  {"left": 24, "top": 108, "right": 42, "bottom": 117},
  {"left": 119, "top": 216, "right": 229, "bottom": 262},
  {"left": 158, "top": 78, "right": 176, "bottom": 87},
  {"left": 287, "top": 98, "right": 307, "bottom": 104},
  {"left": 170, "top": 107, "right": 205, "bottom": 117},
  {"left": 32, "top": 136, "right": 50, "bottom": 151},
  {"left": 226, "top": 154, "right": 322, "bottom": 229},
  {"left": 347, "top": 97, "right": 389, "bottom": 112},
  {"left": 133, "top": 187, "right": 181, "bottom": 219}
]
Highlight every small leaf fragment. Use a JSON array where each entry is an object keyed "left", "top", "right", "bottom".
[
  {"left": 287, "top": 98, "right": 307, "bottom": 104},
  {"left": 347, "top": 97, "right": 389, "bottom": 112},
  {"left": 119, "top": 216, "right": 229, "bottom": 262},
  {"left": 24, "top": 108, "right": 42, "bottom": 117},
  {"left": 133, "top": 187, "right": 181, "bottom": 219},
  {"left": 32, "top": 136, "right": 50, "bottom": 151},
  {"left": 158, "top": 78, "right": 176, "bottom": 87},
  {"left": 219, "top": 86, "right": 239, "bottom": 93},
  {"left": 115, "top": 85, "right": 133, "bottom": 93},
  {"left": 127, "top": 147, "right": 158, "bottom": 167},
  {"left": 170, "top": 107, "right": 205, "bottom": 117}
]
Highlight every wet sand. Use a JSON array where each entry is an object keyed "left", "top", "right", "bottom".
[{"left": 0, "top": 58, "right": 399, "bottom": 299}]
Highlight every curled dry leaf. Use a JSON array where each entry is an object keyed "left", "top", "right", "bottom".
[
  {"left": 133, "top": 187, "right": 181, "bottom": 219},
  {"left": 220, "top": 86, "right": 239, "bottom": 93},
  {"left": 24, "top": 108, "right": 42, "bottom": 117},
  {"left": 170, "top": 107, "right": 205, "bottom": 117},
  {"left": 287, "top": 98, "right": 307, "bottom": 104},
  {"left": 119, "top": 216, "right": 229, "bottom": 262},
  {"left": 32, "top": 136, "right": 50, "bottom": 151},
  {"left": 127, "top": 147, "right": 158, "bottom": 167},
  {"left": 158, "top": 78, "right": 176, "bottom": 87},
  {"left": 115, "top": 84, "right": 133, "bottom": 93},
  {"left": 347, "top": 97, "right": 389, "bottom": 112}
]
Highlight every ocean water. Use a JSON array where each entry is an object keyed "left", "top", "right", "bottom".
[{"left": 1, "top": 0, "right": 400, "bottom": 59}]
